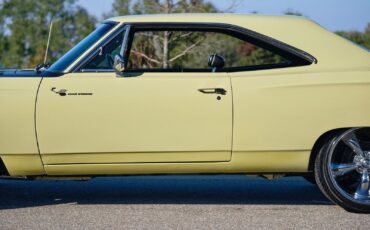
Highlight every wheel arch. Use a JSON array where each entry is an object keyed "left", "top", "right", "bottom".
[{"left": 308, "top": 128, "right": 349, "bottom": 172}]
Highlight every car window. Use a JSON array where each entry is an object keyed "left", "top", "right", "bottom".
[
  {"left": 127, "top": 30, "right": 290, "bottom": 72},
  {"left": 82, "top": 31, "right": 124, "bottom": 70}
]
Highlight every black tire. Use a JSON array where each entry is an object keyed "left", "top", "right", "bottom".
[{"left": 314, "top": 128, "right": 370, "bottom": 213}]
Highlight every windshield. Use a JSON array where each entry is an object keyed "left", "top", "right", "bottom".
[{"left": 48, "top": 22, "right": 117, "bottom": 73}]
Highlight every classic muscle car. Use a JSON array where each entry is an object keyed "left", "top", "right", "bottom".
[{"left": 0, "top": 14, "right": 369, "bottom": 213}]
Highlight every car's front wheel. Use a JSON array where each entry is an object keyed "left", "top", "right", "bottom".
[{"left": 315, "top": 128, "right": 370, "bottom": 213}]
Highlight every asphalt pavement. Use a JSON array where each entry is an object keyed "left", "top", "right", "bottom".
[{"left": 0, "top": 175, "right": 368, "bottom": 230}]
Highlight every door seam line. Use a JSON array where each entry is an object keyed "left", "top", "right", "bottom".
[
  {"left": 34, "top": 77, "right": 46, "bottom": 174},
  {"left": 228, "top": 74, "right": 235, "bottom": 161}
]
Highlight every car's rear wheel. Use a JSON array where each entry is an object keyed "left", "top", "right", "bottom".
[{"left": 315, "top": 128, "right": 370, "bottom": 213}]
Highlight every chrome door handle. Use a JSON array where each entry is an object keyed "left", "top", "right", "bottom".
[{"left": 198, "top": 88, "right": 227, "bottom": 95}]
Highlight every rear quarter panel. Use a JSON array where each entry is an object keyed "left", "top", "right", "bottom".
[{"left": 230, "top": 65, "right": 370, "bottom": 153}]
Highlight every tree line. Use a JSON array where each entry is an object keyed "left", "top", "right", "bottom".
[{"left": 0, "top": 0, "right": 368, "bottom": 69}]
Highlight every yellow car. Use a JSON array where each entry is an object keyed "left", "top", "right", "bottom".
[{"left": 1, "top": 14, "right": 370, "bottom": 213}]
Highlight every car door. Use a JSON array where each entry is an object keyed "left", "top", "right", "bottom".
[{"left": 36, "top": 25, "right": 233, "bottom": 166}]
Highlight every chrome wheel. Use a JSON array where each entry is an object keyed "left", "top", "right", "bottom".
[{"left": 327, "top": 128, "right": 370, "bottom": 204}]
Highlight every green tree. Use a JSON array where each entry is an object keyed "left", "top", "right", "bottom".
[
  {"left": 108, "top": 0, "right": 219, "bottom": 68},
  {"left": 0, "top": 0, "right": 96, "bottom": 68},
  {"left": 108, "top": 0, "right": 218, "bottom": 16},
  {"left": 110, "top": 0, "right": 286, "bottom": 69}
]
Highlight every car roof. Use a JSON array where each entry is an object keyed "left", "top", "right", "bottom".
[
  {"left": 109, "top": 13, "right": 296, "bottom": 23},
  {"left": 107, "top": 14, "right": 370, "bottom": 69}
]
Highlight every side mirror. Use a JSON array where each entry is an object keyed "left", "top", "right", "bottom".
[
  {"left": 208, "top": 54, "right": 225, "bottom": 72},
  {"left": 113, "top": 54, "right": 125, "bottom": 74}
]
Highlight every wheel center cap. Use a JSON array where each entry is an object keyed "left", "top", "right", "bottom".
[{"left": 354, "top": 154, "right": 370, "bottom": 170}]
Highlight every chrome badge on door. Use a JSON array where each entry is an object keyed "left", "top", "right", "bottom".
[{"left": 51, "top": 87, "right": 92, "bottom": 96}]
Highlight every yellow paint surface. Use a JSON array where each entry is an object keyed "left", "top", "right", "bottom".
[{"left": 1, "top": 14, "right": 369, "bottom": 177}]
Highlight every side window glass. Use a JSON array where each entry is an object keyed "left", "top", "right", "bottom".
[
  {"left": 82, "top": 31, "right": 124, "bottom": 70},
  {"left": 127, "top": 30, "right": 289, "bottom": 71}
]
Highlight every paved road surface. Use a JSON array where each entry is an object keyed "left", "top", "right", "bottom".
[{"left": 0, "top": 176, "right": 368, "bottom": 229}]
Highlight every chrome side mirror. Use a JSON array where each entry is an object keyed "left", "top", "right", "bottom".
[{"left": 113, "top": 54, "right": 125, "bottom": 74}]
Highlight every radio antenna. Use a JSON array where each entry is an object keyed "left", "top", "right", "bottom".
[{"left": 44, "top": 20, "right": 53, "bottom": 65}]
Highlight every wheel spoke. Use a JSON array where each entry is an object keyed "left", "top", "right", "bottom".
[
  {"left": 331, "top": 163, "right": 358, "bottom": 177},
  {"left": 354, "top": 169, "right": 370, "bottom": 200},
  {"left": 341, "top": 131, "right": 364, "bottom": 156}
]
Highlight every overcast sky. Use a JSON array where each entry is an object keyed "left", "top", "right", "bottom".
[{"left": 77, "top": 0, "right": 370, "bottom": 32}]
